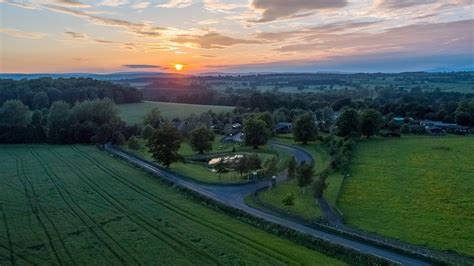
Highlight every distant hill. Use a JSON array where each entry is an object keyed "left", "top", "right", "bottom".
[{"left": 0, "top": 72, "right": 185, "bottom": 81}]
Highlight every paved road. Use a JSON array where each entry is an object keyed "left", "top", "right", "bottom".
[{"left": 105, "top": 143, "right": 432, "bottom": 265}]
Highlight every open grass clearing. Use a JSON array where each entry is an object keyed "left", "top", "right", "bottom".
[
  {"left": 0, "top": 145, "right": 344, "bottom": 265},
  {"left": 117, "top": 101, "right": 234, "bottom": 124},
  {"left": 338, "top": 136, "right": 474, "bottom": 256}
]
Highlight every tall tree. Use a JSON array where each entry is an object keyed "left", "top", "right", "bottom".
[
  {"left": 147, "top": 123, "right": 183, "bottom": 167},
  {"left": 360, "top": 109, "right": 383, "bottom": 138},
  {"left": 32, "top": 92, "right": 50, "bottom": 109},
  {"left": 296, "top": 164, "right": 314, "bottom": 194},
  {"left": 0, "top": 100, "right": 30, "bottom": 127},
  {"left": 143, "top": 108, "right": 162, "bottom": 128},
  {"left": 336, "top": 109, "right": 360, "bottom": 137},
  {"left": 189, "top": 126, "right": 215, "bottom": 154},
  {"left": 263, "top": 156, "right": 278, "bottom": 178},
  {"left": 293, "top": 112, "right": 317, "bottom": 145},
  {"left": 287, "top": 156, "right": 297, "bottom": 179},
  {"left": 47, "top": 101, "right": 71, "bottom": 144},
  {"left": 312, "top": 170, "right": 329, "bottom": 199},
  {"left": 257, "top": 112, "right": 275, "bottom": 132},
  {"left": 244, "top": 118, "right": 271, "bottom": 149}
]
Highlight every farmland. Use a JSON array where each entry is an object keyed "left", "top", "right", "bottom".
[
  {"left": 338, "top": 136, "right": 474, "bottom": 256},
  {"left": 118, "top": 101, "right": 234, "bottom": 124},
  {"left": 0, "top": 145, "right": 344, "bottom": 265}
]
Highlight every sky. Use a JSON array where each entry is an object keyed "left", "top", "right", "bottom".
[{"left": 0, "top": 0, "right": 473, "bottom": 74}]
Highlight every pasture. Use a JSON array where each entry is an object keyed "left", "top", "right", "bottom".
[
  {"left": 118, "top": 101, "right": 234, "bottom": 124},
  {"left": 338, "top": 136, "right": 474, "bottom": 256},
  {"left": 0, "top": 145, "right": 343, "bottom": 265}
]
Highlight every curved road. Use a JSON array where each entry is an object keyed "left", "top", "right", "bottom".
[{"left": 105, "top": 143, "right": 432, "bottom": 265}]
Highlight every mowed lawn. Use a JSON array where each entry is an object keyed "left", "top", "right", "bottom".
[
  {"left": 118, "top": 101, "right": 234, "bottom": 124},
  {"left": 338, "top": 136, "right": 474, "bottom": 256},
  {"left": 0, "top": 145, "right": 343, "bottom": 265},
  {"left": 255, "top": 136, "right": 332, "bottom": 220}
]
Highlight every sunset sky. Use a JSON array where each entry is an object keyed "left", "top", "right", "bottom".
[{"left": 0, "top": 0, "right": 473, "bottom": 73}]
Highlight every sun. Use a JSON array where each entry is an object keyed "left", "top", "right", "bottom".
[{"left": 174, "top": 64, "right": 184, "bottom": 71}]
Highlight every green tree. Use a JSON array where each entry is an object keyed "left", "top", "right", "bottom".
[
  {"left": 263, "top": 156, "right": 278, "bottom": 178},
  {"left": 147, "top": 123, "right": 183, "bottom": 167},
  {"left": 142, "top": 124, "right": 155, "bottom": 139},
  {"left": 143, "top": 108, "right": 162, "bottom": 128},
  {"left": 360, "top": 109, "right": 383, "bottom": 138},
  {"left": 257, "top": 112, "right": 275, "bottom": 132},
  {"left": 282, "top": 193, "right": 295, "bottom": 210},
  {"left": 296, "top": 164, "right": 314, "bottom": 194},
  {"left": 244, "top": 118, "right": 271, "bottom": 149},
  {"left": 71, "top": 99, "right": 118, "bottom": 125},
  {"left": 127, "top": 136, "right": 141, "bottom": 150},
  {"left": 235, "top": 156, "right": 250, "bottom": 178},
  {"left": 214, "top": 160, "right": 227, "bottom": 179},
  {"left": 189, "top": 127, "right": 215, "bottom": 154},
  {"left": 293, "top": 112, "right": 317, "bottom": 144},
  {"left": 287, "top": 156, "right": 297, "bottom": 179},
  {"left": 336, "top": 109, "right": 360, "bottom": 137},
  {"left": 32, "top": 92, "right": 50, "bottom": 109},
  {"left": 0, "top": 100, "right": 30, "bottom": 127},
  {"left": 47, "top": 101, "right": 71, "bottom": 144},
  {"left": 311, "top": 170, "right": 329, "bottom": 199}
]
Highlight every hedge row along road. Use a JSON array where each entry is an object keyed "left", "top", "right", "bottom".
[{"left": 106, "top": 143, "right": 433, "bottom": 266}]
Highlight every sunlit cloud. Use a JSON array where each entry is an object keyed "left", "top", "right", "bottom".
[
  {"left": 173, "top": 32, "right": 262, "bottom": 49},
  {"left": 250, "top": 0, "right": 348, "bottom": 23},
  {"left": 0, "top": 27, "right": 48, "bottom": 38},
  {"left": 64, "top": 30, "right": 87, "bottom": 38},
  {"left": 122, "top": 64, "right": 161, "bottom": 68},
  {"left": 156, "top": 0, "right": 192, "bottom": 8},
  {"left": 97, "top": 0, "right": 128, "bottom": 7}
]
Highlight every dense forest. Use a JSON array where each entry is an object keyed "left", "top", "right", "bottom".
[{"left": 0, "top": 78, "right": 142, "bottom": 108}]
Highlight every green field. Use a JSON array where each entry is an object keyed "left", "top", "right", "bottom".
[
  {"left": 0, "top": 145, "right": 344, "bottom": 265},
  {"left": 254, "top": 136, "right": 333, "bottom": 220},
  {"left": 338, "top": 136, "right": 474, "bottom": 256},
  {"left": 117, "top": 101, "right": 234, "bottom": 124}
]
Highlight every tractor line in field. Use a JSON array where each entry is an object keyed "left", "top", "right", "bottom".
[{"left": 70, "top": 146, "right": 301, "bottom": 265}]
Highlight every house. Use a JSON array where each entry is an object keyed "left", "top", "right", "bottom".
[
  {"left": 274, "top": 122, "right": 293, "bottom": 134},
  {"left": 231, "top": 123, "right": 242, "bottom": 134},
  {"left": 420, "top": 120, "right": 471, "bottom": 135}
]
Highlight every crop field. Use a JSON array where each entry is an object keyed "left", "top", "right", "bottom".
[
  {"left": 0, "top": 145, "right": 344, "bottom": 265},
  {"left": 118, "top": 101, "right": 235, "bottom": 124},
  {"left": 338, "top": 136, "right": 474, "bottom": 256}
]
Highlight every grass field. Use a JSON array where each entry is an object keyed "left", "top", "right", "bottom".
[
  {"left": 118, "top": 101, "right": 235, "bottom": 124},
  {"left": 255, "top": 136, "right": 333, "bottom": 220},
  {"left": 0, "top": 145, "right": 344, "bottom": 265},
  {"left": 338, "top": 136, "right": 474, "bottom": 256}
]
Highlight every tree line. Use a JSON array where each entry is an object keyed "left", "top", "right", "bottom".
[{"left": 0, "top": 78, "right": 142, "bottom": 109}]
